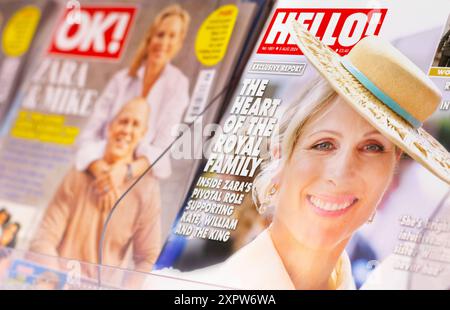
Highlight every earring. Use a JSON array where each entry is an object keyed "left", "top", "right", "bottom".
[
  {"left": 367, "top": 211, "right": 376, "bottom": 223},
  {"left": 258, "top": 184, "right": 278, "bottom": 215}
]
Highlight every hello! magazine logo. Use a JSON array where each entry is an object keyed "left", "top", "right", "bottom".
[
  {"left": 48, "top": 5, "right": 136, "bottom": 59},
  {"left": 257, "top": 8, "right": 388, "bottom": 56}
]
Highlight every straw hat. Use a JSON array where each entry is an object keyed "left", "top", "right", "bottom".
[{"left": 289, "top": 21, "right": 450, "bottom": 185}]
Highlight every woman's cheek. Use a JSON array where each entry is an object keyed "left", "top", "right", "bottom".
[
  {"left": 354, "top": 156, "right": 395, "bottom": 221},
  {"left": 291, "top": 152, "right": 325, "bottom": 177},
  {"left": 276, "top": 160, "right": 310, "bottom": 220},
  {"left": 169, "top": 42, "right": 181, "bottom": 59},
  {"left": 282, "top": 156, "right": 323, "bottom": 206},
  {"left": 364, "top": 155, "right": 395, "bottom": 194}
]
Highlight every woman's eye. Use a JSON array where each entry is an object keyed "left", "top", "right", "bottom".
[
  {"left": 312, "top": 141, "right": 334, "bottom": 151},
  {"left": 363, "top": 144, "right": 384, "bottom": 152}
]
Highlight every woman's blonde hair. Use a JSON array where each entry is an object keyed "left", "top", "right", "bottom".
[
  {"left": 128, "top": 4, "right": 191, "bottom": 77},
  {"left": 253, "top": 77, "right": 337, "bottom": 207}
]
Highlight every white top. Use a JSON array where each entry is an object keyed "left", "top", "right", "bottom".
[
  {"left": 361, "top": 253, "right": 450, "bottom": 290},
  {"left": 75, "top": 63, "right": 190, "bottom": 179},
  {"left": 156, "top": 229, "right": 356, "bottom": 290}
]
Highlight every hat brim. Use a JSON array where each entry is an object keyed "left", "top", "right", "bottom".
[{"left": 290, "top": 21, "right": 450, "bottom": 185}]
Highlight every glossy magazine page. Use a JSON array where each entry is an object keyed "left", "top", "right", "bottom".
[
  {"left": 0, "top": 0, "right": 263, "bottom": 283},
  {"left": 154, "top": 0, "right": 450, "bottom": 290},
  {"left": 0, "top": 0, "right": 49, "bottom": 127}
]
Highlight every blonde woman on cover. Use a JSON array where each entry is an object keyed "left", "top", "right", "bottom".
[
  {"left": 76, "top": 5, "right": 191, "bottom": 211},
  {"left": 161, "top": 25, "right": 450, "bottom": 290}
]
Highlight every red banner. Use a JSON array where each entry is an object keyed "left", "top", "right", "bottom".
[
  {"left": 257, "top": 8, "right": 387, "bottom": 56},
  {"left": 48, "top": 6, "right": 136, "bottom": 60}
]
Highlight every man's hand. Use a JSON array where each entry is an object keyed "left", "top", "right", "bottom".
[
  {"left": 88, "top": 159, "right": 110, "bottom": 179},
  {"left": 89, "top": 160, "right": 130, "bottom": 211},
  {"left": 89, "top": 159, "right": 117, "bottom": 211},
  {"left": 109, "top": 163, "right": 128, "bottom": 188},
  {"left": 94, "top": 174, "right": 119, "bottom": 212}
]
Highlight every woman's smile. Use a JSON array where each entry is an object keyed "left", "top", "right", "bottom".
[{"left": 306, "top": 194, "right": 359, "bottom": 217}]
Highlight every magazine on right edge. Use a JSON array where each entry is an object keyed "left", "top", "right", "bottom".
[{"left": 153, "top": 0, "right": 450, "bottom": 290}]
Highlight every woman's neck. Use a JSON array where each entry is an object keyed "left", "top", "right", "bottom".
[
  {"left": 142, "top": 58, "right": 164, "bottom": 97},
  {"left": 269, "top": 219, "right": 349, "bottom": 290}
]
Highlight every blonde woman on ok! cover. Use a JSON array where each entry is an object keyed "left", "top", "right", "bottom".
[
  {"left": 75, "top": 5, "right": 191, "bottom": 211},
  {"left": 158, "top": 24, "right": 450, "bottom": 290}
]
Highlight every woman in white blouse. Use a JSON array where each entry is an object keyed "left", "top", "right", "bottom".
[{"left": 75, "top": 5, "right": 191, "bottom": 210}]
